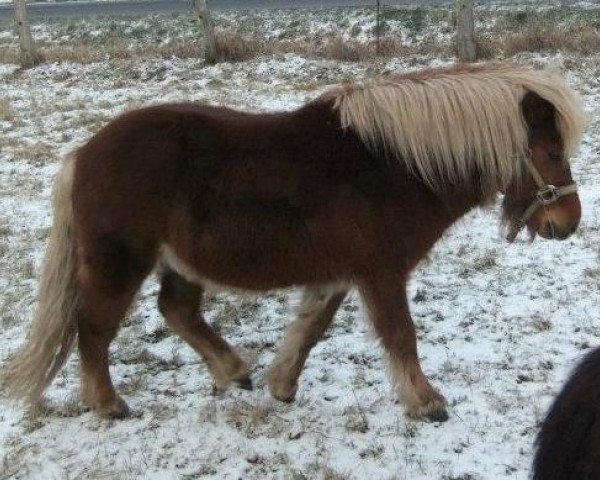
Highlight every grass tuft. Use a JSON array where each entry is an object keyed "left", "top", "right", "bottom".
[{"left": 0, "top": 98, "right": 14, "bottom": 121}]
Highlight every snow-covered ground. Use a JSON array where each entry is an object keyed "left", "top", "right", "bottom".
[{"left": 1, "top": 14, "right": 599, "bottom": 480}]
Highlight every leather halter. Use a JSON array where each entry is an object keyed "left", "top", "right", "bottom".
[{"left": 506, "top": 150, "right": 578, "bottom": 242}]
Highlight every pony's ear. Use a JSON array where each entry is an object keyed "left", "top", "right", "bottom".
[{"left": 520, "top": 92, "right": 557, "bottom": 131}]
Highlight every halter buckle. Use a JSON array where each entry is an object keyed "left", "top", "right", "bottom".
[{"left": 536, "top": 185, "right": 560, "bottom": 205}]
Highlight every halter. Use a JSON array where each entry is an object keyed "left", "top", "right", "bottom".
[{"left": 506, "top": 149, "right": 578, "bottom": 242}]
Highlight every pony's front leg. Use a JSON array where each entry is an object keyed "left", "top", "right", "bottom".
[
  {"left": 360, "top": 276, "right": 448, "bottom": 422},
  {"left": 268, "top": 285, "right": 347, "bottom": 402}
]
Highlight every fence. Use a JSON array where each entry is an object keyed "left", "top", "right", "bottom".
[{"left": 5, "top": 0, "right": 600, "bottom": 67}]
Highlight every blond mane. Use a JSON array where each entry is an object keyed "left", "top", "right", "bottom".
[{"left": 330, "top": 63, "right": 587, "bottom": 194}]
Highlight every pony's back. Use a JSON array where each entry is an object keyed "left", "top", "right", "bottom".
[{"left": 534, "top": 346, "right": 600, "bottom": 479}]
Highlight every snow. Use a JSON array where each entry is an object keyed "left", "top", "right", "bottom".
[{"left": 1, "top": 14, "right": 600, "bottom": 480}]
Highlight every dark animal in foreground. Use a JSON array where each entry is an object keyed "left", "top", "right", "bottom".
[
  {"left": 534, "top": 347, "right": 600, "bottom": 480},
  {"left": 1, "top": 63, "right": 586, "bottom": 421}
]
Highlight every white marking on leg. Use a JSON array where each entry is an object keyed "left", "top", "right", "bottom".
[{"left": 269, "top": 284, "right": 347, "bottom": 401}]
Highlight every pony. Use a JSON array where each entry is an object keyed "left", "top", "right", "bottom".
[
  {"left": 533, "top": 347, "right": 600, "bottom": 479},
  {"left": 1, "top": 63, "right": 586, "bottom": 421}
]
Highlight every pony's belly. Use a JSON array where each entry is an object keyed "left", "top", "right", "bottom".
[{"left": 159, "top": 244, "right": 322, "bottom": 293}]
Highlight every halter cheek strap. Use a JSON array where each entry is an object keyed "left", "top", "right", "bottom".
[{"left": 506, "top": 151, "right": 578, "bottom": 242}]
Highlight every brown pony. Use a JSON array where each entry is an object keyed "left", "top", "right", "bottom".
[
  {"left": 1, "top": 63, "right": 586, "bottom": 421},
  {"left": 534, "top": 346, "right": 600, "bottom": 479}
]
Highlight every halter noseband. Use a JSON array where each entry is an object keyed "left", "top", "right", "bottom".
[{"left": 506, "top": 150, "right": 578, "bottom": 242}]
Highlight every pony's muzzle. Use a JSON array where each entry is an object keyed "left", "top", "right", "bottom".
[
  {"left": 535, "top": 190, "right": 581, "bottom": 241},
  {"left": 538, "top": 204, "right": 580, "bottom": 240},
  {"left": 538, "top": 220, "right": 579, "bottom": 240}
]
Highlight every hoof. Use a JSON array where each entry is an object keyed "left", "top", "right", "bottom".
[
  {"left": 235, "top": 375, "right": 253, "bottom": 391},
  {"left": 279, "top": 396, "right": 295, "bottom": 404},
  {"left": 266, "top": 363, "right": 299, "bottom": 403},
  {"left": 211, "top": 383, "right": 226, "bottom": 396},
  {"left": 268, "top": 380, "right": 297, "bottom": 403},
  {"left": 95, "top": 397, "right": 131, "bottom": 419},
  {"left": 406, "top": 395, "right": 449, "bottom": 422},
  {"left": 273, "top": 392, "right": 295, "bottom": 404}
]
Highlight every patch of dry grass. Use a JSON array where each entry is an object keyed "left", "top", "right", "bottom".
[
  {"left": 501, "top": 25, "right": 600, "bottom": 56},
  {"left": 214, "top": 19, "right": 600, "bottom": 60},
  {"left": 215, "top": 29, "right": 265, "bottom": 62},
  {"left": 0, "top": 40, "right": 204, "bottom": 65},
  {"left": 0, "top": 31, "right": 448, "bottom": 66},
  {"left": 293, "top": 463, "right": 349, "bottom": 480},
  {"left": 71, "top": 110, "right": 111, "bottom": 134},
  {"left": 221, "top": 399, "right": 288, "bottom": 439},
  {"left": 474, "top": 34, "right": 499, "bottom": 60},
  {"left": 23, "top": 396, "right": 88, "bottom": 425},
  {"left": 0, "top": 98, "right": 14, "bottom": 121},
  {"left": 210, "top": 295, "right": 260, "bottom": 335},
  {"left": 0, "top": 48, "right": 19, "bottom": 64},
  {"left": 8, "top": 140, "right": 56, "bottom": 165},
  {"left": 282, "top": 34, "right": 450, "bottom": 61},
  {"left": 0, "top": 441, "right": 39, "bottom": 479},
  {"left": 118, "top": 372, "right": 149, "bottom": 396},
  {"left": 343, "top": 404, "right": 370, "bottom": 433}
]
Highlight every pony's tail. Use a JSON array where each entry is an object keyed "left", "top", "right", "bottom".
[
  {"left": 1, "top": 153, "right": 80, "bottom": 404},
  {"left": 533, "top": 347, "right": 600, "bottom": 480}
]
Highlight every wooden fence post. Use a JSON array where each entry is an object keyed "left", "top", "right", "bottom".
[
  {"left": 194, "top": 0, "right": 217, "bottom": 65},
  {"left": 456, "top": 0, "right": 476, "bottom": 63},
  {"left": 376, "top": 0, "right": 381, "bottom": 55},
  {"left": 13, "top": 0, "right": 39, "bottom": 68}
]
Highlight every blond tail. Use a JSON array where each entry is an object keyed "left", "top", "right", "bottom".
[{"left": 2, "top": 153, "right": 79, "bottom": 404}]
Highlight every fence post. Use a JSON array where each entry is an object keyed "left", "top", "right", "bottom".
[
  {"left": 455, "top": 0, "right": 476, "bottom": 63},
  {"left": 376, "top": 0, "right": 380, "bottom": 55},
  {"left": 195, "top": 0, "right": 217, "bottom": 65},
  {"left": 13, "top": 0, "right": 39, "bottom": 68}
]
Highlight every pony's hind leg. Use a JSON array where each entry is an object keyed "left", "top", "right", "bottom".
[
  {"left": 78, "top": 257, "right": 148, "bottom": 418},
  {"left": 158, "top": 269, "right": 251, "bottom": 391},
  {"left": 360, "top": 277, "right": 448, "bottom": 422},
  {"left": 268, "top": 285, "right": 347, "bottom": 402}
]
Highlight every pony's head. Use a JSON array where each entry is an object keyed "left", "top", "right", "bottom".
[
  {"left": 332, "top": 63, "right": 587, "bottom": 242},
  {"left": 502, "top": 90, "right": 586, "bottom": 242}
]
